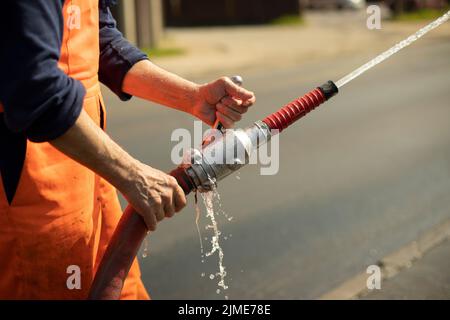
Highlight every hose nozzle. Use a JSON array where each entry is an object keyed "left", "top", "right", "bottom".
[
  {"left": 170, "top": 81, "right": 339, "bottom": 194},
  {"left": 172, "top": 121, "right": 272, "bottom": 193}
]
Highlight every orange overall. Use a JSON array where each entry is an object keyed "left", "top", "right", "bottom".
[{"left": 0, "top": 0, "right": 149, "bottom": 299}]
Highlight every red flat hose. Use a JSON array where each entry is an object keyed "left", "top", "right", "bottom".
[
  {"left": 88, "top": 167, "right": 195, "bottom": 300},
  {"left": 88, "top": 81, "right": 338, "bottom": 300}
]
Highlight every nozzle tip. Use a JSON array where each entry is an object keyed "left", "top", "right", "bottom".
[{"left": 318, "top": 81, "right": 339, "bottom": 100}]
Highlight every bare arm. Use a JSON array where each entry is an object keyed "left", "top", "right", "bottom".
[
  {"left": 50, "top": 110, "right": 186, "bottom": 230},
  {"left": 122, "top": 60, "right": 256, "bottom": 127},
  {"left": 122, "top": 59, "right": 200, "bottom": 114}
]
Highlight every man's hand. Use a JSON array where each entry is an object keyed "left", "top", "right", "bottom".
[
  {"left": 51, "top": 111, "right": 187, "bottom": 231},
  {"left": 121, "top": 161, "right": 186, "bottom": 231},
  {"left": 193, "top": 77, "right": 256, "bottom": 128}
]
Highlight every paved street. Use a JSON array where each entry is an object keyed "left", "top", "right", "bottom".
[
  {"left": 102, "top": 12, "right": 450, "bottom": 299},
  {"left": 362, "top": 239, "right": 450, "bottom": 300}
]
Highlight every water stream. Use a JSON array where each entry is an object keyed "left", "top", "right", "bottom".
[
  {"left": 194, "top": 178, "right": 233, "bottom": 300},
  {"left": 335, "top": 10, "right": 450, "bottom": 88}
]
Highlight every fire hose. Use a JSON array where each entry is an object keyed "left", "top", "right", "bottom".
[{"left": 88, "top": 80, "right": 339, "bottom": 299}]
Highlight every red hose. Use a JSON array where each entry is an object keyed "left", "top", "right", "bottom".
[
  {"left": 88, "top": 168, "right": 194, "bottom": 300},
  {"left": 88, "top": 205, "right": 147, "bottom": 300},
  {"left": 263, "top": 88, "right": 326, "bottom": 132}
]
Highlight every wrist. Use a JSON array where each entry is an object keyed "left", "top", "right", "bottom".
[
  {"left": 102, "top": 149, "right": 142, "bottom": 193},
  {"left": 184, "top": 82, "right": 202, "bottom": 116}
]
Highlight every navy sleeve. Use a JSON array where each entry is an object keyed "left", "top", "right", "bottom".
[
  {"left": 98, "top": 4, "right": 149, "bottom": 101},
  {"left": 0, "top": 0, "right": 85, "bottom": 143}
]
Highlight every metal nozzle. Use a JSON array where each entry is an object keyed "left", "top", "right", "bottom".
[{"left": 177, "top": 121, "right": 271, "bottom": 192}]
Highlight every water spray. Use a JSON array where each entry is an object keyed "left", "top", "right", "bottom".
[{"left": 88, "top": 11, "right": 450, "bottom": 299}]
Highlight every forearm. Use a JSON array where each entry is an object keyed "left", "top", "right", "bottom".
[
  {"left": 122, "top": 59, "right": 200, "bottom": 114},
  {"left": 50, "top": 110, "right": 137, "bottom": 191}
]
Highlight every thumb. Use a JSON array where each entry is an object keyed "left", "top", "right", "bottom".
[{"left": 223, "top": 77, "right": 254, "bottom": 101}]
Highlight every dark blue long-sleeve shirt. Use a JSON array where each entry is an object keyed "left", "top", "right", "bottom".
[
  {"left": 0, "top": 0, "right": 148, "bottom": 143},
  {"left": 99, "top": 3, "right": 148, "bottom": 101}
]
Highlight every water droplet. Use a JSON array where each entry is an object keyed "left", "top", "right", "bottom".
[
  {"left": 201, "top": 273, "right": 205, "bottom": 277},
  {"left": 225, "top": 295, "right": 229, "bottom": 300},
  {"left": 216, "top": 289, "right": 221, "bottom": 294},
  {"left": 142, "top": 236, "right": 149, "bottom": 258},
  {"left": 209, "top": 274, "right": 215, "bottom": 280}
]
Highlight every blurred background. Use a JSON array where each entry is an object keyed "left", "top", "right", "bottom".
[{"left": 102, "top": 1, "right": 450, "bottom": 299}]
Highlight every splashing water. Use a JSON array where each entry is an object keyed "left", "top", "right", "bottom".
[
  {"left": 188, "top": 185, "right": 232, "bottom": 296},
  {"left": 192, "top": 176, "right": 233, "bottom": 297},
  {"left": 142, "top": 232, "right": 150, "bottom": 258},
  {"left": 194, "top": 192, "right": 204, "bottom": 259},
  {"left": 335, "top": 10, "right": 450, "bottom": 88},
  {"left": 201, "top": 186, "right": 229, "bottom": 292}
]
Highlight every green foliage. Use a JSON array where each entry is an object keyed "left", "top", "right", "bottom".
[
  {"left": 393, "top": 8, "right": 449, "bottom": 22},
  {"left": 142, "top": 47, "right": 185, "bottom": 58},
  {"left": 270, "top": 14, "right": 304, "bottom": 26}
]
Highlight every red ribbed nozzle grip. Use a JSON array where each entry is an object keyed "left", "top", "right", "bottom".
[{"left": 262, "top": 88, "right": 326, "bottom": 132}]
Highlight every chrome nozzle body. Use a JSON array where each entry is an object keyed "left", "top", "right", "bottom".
[{"left": 181, "top": 121, "right": 271, "bottom": 192}]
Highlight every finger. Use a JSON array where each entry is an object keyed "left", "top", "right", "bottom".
[
  {"left": 221, "top": 96, "right": 249, "bottom": 114},
  {"left": 151, "top": 197, "right": 165, "bottom": 222},
  {"left": 168, "top": 176, "right": 187, "bottom": 213},
  {"left": 243, "top": 94, "right": 256, "bottom": 107},
  {"left": 143, "top": 209, "right": 157, "bottom": 231},
  {"left": 173, "top": 184, "right": 187, "bottom": 212},
  {"left": 155, "top": 205, "right": 165, "bottom": 222},
  {"left": 220, "top": 96, "right": 241, "bottom": 109},
  {"left": 220, "top": 96, "right": 250, "bottom": 113},
  {"left": 216, "top": 111, "right": 235, "bottom": 129},
  {"left": 160, "top": 178, "right": 175, "bottom": 218},
  {"left": 222, "top": 77, "right": 254, "bottom": 102},
  {"left": 162, "top": 191, "right": 175, "bottom": 218},
  {"left": 217, "top": 103, "right": 242, "bottom": 122},
  {"left": 164, "top": 201, "right": 175, "bottom": 218}
]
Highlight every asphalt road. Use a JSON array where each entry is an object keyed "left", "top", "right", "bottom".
[
  {"left": 103, "top": 30, "right": 450, "bottom": 299},
  {"left": 362, "top": 239, "right": 450, "bottom": 300}
]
